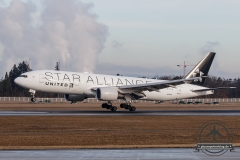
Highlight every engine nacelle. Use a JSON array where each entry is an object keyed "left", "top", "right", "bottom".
[
  {"left": 64, "top": 94, "right": 86, "bottom": 101},
  {"left": 96, "top": 87, "right": 118, "bottom": 101}
]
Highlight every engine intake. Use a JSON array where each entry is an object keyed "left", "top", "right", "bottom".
[{"left": 96, "top": 87, "right": 119, "bottom": 101}]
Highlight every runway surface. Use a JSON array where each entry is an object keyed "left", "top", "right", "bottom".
[
  {"left": 1, "top": 110, "right": 240, "bottom": 116},
  {"left": 0, "top": 148, "right": 239, "bottom": 160}
]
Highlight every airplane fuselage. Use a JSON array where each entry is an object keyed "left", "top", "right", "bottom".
[{"left": 15, "top": 70, "right": 213, "bottom": 101}]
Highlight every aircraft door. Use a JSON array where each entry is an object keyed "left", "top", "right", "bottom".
[{"left": 177, "top": 88, "right": 181, "bottom": 98}]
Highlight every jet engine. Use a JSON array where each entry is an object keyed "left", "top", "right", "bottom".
[
  {"left": 96, "top": 87, "right": 119, "bottom": 101},
  {"left": 64, "top": 94, "right": 86, "bottom": 101}
]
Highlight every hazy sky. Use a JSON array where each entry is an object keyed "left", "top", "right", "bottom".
[{"left": 0, "top": 0, "right": 240, "bottom": 78}]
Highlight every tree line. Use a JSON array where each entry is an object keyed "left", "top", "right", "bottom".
[
  {"left": 153, "top": 75, "right": 240, "bottom": 98},
  {"left": 0, "top": 62, "right": 239, "bottom": 98},
  {"left": 0, "top": 61, "right": 30, "bottom": 97},
  {"left": 0, "top": 61, "right": 57, "bottom": 98}
]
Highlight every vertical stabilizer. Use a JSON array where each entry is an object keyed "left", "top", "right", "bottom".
[{"left": 184, "top": 52, "right": 216, "bottom": 85}]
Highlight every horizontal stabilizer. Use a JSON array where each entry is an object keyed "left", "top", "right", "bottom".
[{"left": 192, "top": 87, "right": 236, "bottom": 92}]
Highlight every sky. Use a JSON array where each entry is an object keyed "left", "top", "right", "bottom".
[{"left": 0, "top": 0, "right": 240, "bottom": 79}]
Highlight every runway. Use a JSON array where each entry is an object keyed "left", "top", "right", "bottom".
[
  {"left": 0, "top": 148, "right": 239, "bottom": 159},
  {"left": 1, "top": 110, "right": 240, "bottom": 116}
]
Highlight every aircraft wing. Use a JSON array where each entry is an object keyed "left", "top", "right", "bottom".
[
  {"left": 118, "top": 77, "right": 201, "bottom": 92},
  {"left": 192, "top": 87, "right": 236, "bottom": 92}
]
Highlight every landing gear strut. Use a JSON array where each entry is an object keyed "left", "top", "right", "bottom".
[
  {"left": 120, "top": 103, "right": 136, "bottom": 111},
  {"left": 29, "top": 89, "right": 36, "bottom": 102},
  {"left": 102, "top": 101, "right": 117, "bottom": 111}
]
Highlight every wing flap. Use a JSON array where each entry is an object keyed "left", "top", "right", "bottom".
[{"left": 119, "top": 77, "right": 201, "bottom": 91}]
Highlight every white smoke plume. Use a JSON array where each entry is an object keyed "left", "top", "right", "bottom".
[{"left": 0, "top": 0, "right": 108, "bottom": 76}]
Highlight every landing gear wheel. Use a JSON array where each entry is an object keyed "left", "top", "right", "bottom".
[
  {"left": 120, "top": 103, "right": 127, "bottom": 108},
  {"left": 125, "top": 105, "right": 131, "bottom": 110},
  {"left": 31, "top": 97, "right": 36, "bottom": 102},
  {"left": 129, "top": 106, "right": 136, "bottom": 111},
  {"left": 102, "top": 103, "right": 108, "bottom": 108},
  {"left": 111, "top": 106, "right": 117, "bottom": 112},
  {"left": 106, "top": 105, "right": 112, "bottom": 109},
  {"left": 101, "top": 102, "right": 117, "bottom": 111}
]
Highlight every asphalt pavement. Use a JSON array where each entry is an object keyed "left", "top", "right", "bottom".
[{"left": 1, "top": 110, "right": 240, "bottom": 116}]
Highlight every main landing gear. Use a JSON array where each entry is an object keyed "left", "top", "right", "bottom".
[
  {"left": 102, "top": 101, "right": 117, "bottom": 111},
  {"left": 101, "top": 101, "right": 136, "bottom": 112},
  {"left": 29, "top": 89, "right": 36, "bottom": 102},
  {"left": 120, "top": 103, "right": 136, "bottom": 111}
]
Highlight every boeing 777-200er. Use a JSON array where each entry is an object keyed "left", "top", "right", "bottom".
[{"left": 14, "top": 52, "right": 234, "bottom": 111}]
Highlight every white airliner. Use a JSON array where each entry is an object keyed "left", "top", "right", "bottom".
[{"left": 14, "top": 52, "right": 233, "bottom": 111}]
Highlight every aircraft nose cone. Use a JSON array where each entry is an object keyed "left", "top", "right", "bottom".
[
  {"left": 14, "top": 77, "right": 20, "bottom": 85},
  {"left": 14, "top": 77, "right": 27, "bottom": 87}
]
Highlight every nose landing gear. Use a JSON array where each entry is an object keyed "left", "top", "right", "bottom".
[
  {"left": 29, "top": 89, "right": 36, "bottom": 102},
  {"left": 31, "top": 97, "right": 36, "bottom": 102}
]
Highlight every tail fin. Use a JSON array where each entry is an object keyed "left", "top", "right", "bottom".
[{"left": 184, "top": 52, "right": 216, "bottom": 85}]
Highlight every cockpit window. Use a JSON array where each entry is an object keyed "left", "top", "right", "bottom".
[{"left": 20, "top": 75, "right": 28, "bottom": 78}]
